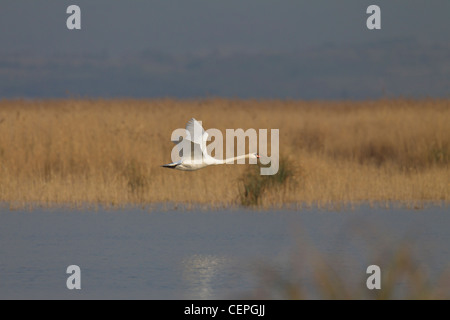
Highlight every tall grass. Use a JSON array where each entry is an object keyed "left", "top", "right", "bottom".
[
  {"left": 239, "top": 157, "right": 297, "bottom": 206},
  {"left": 0, "top": 98, "right": 448, "bottom": 208}
]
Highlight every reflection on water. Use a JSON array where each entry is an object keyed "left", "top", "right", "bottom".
[
  {"left": 0, "top": 205, "right": 448, "bottom": 299},
  {"left": 181, "top": 254, "right": 229, "bottom": 299}
]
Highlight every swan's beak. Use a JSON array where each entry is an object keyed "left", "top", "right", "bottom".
[{"left": 256, "top": 154, "right": 260, "bottom": 158}]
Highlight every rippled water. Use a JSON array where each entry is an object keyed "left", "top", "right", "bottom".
[{"left": 0, "top": 205, "right": 448, "bottom": 299}]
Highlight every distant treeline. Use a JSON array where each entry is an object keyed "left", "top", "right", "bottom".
[{"left": 1, "top": 39, "right": 449, "bottom": 100}]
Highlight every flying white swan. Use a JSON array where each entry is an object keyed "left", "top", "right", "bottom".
[{"left": 162, "top": 118, "right": 260, "bottom": 171}]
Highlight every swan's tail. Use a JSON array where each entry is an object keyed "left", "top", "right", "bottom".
[{"left": 161, "top": 162, "right": 180, "bottom": 169}]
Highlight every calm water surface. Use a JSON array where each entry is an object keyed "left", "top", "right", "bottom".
[{"left": 0, "top": 205, "right": 448, "bottom": 299}]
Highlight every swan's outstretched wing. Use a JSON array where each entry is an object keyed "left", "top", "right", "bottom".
[
  {"left": 185, "top": 118, "right": 208, "bottom": 149},
  {"left": 174, "top": 138, "right": 206, "bottom": 161},
  {"left": 169, "top": 118, "right": 210, "bottom": 163}
]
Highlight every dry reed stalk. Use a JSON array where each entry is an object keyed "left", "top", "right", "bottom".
[{"left": 0, "top": 98, "right": 448, "bottom": 209}]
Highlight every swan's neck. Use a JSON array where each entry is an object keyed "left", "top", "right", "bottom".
[{"left": 219, "top": 154, "right": 252, "bottom": 165}]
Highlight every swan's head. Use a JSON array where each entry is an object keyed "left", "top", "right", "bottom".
[{"left": 251, "top": 153, "right": 261, "bottom": 159}]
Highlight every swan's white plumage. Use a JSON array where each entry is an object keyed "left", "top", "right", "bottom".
[
  {"left": 162, "top": 118, "right": 259, "bottom": 171},
  {"left": 185, "top": 118, "right": 208, "bottom": 147}
]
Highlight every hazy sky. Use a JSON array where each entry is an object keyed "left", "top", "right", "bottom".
[
  {"left": 1, "top": 1, "right": 449, "bottom": 99},
  {"left": 1, "top": 0, "right": 449, "bottom": 56}
]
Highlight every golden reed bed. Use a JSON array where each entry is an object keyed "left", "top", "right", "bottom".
[{"left": 0, "top": 98, "right": 448, "bottom": 209}]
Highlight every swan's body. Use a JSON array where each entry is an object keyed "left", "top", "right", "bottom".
[
  {"left": 162, "top": 118, "right": 259, "bottom": 171},
  {"left": 162, "top": 153, "right": 258, "bottom": 171}
]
